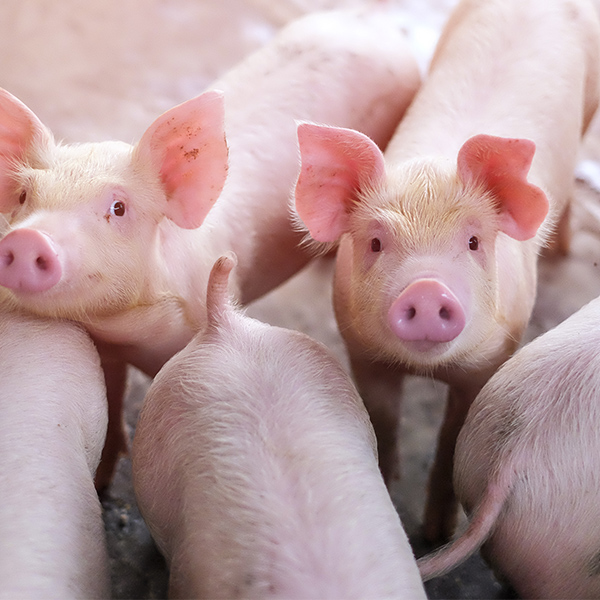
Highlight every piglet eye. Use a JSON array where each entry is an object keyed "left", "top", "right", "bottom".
[
  {"left": 370, "top": 237, "right": 382, "bottom": 253},
  {"left": 110, "top": 200, "right": 126, "bottom": 217},
  {"left": 468, "top": 235, "right": 479, "bottom": 251},
  {"left": 19, "top": 190, "right": 26, "bottom": 205}
]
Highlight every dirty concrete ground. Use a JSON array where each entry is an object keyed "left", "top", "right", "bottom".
[{"left": 4, "top": 0, "right": 600, "bottom": 597}]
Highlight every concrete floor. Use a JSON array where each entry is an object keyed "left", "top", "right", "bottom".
[{"left": 4, "top": 0, "right": 600, "bottom": 597}]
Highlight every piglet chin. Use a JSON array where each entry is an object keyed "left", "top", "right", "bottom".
[
  {"left": 392, "top": 337, "right": 461, "bottom": 371},
  {"left": 405, "top": 339, "right": 445, "bottom": 353}
]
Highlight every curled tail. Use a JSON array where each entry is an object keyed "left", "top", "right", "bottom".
[
  {"left": 206, "top": 252, "right": 237, "bottom": 329},
  {"left": 418, "top": 475, "right": 512, "bottom": 581}
]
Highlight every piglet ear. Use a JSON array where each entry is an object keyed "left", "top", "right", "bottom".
[
  {"left": 295, "top": 122, "right": 386, "bottom": 243},
  {"left": 134, "top": 90, "right": 228, "bottom": 229},
  {"left": 457, "top": 134, "right": 548, "bottom": 241},
  {"left": 0, "top": 89, "right": 49, "bottom": 213}
]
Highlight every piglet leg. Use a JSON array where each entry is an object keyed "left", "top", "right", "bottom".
[
  {"left": 94, "top": 358, "right": 128, "bottom": 493},
  {"left": 423, "top": 384, "right": 478, "bottom": 544},
  {"left": 350, "top": 355, "right": 406, "bottom": 483}
]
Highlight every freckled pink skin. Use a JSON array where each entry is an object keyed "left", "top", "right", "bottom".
[
  {"left": 0, "top": 312, "right": 109, "bottom": 598},
  {"left": 419, "top": 295, "right": 600, "bottom": 599},
  {"left": 295, "top": 0, "right": 600, "bottom": 545},
  {"left": 132, "top": 254, "right": 427, "bottom": 600},
  {"left": 0, "top": 5, "right": 420, "bottom": 489}
]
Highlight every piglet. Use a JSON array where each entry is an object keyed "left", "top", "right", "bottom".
[
  {"left": 0, "top": 312, "right": 109, "bottom": 598},
  {"left": 294, "top": 0, "right": 600, "bottom": 543},
  {"left": 417, "top": 293, "right": 600, "bottom": 598},
  {"left": 0, "top": 3, "right": 421, "bottom": 489},
  {"left": 132, "top": 253, "right": 426, "bottom": 599}
]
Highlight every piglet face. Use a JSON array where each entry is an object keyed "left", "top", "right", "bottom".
[
  {"left": 0, "top": 142, "right": 162, "bottom": 318},
  {"left": 337, "top": 160, "right": 501, "bottom": 370},
  {"left": 0, "top": 88, "right": 228, "bottom": 321},
  {"left": 295, "top": 124, "right": 548, "bottom": 371}
]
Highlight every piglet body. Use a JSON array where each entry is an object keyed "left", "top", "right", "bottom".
[
  {"left": 418, "top": 294, "right": 600, "bottom": 599},
  {"left": 0, "top": 312, "right": 109, "bottom": 598},
  {"left": 294, "top": 0, "right": 600, "bottom": 542},
  {"left": 132, "top": 254, "right": 426, "bottom": 599}
]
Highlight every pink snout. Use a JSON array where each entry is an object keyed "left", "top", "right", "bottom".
[
  {"left": 388, "top": 279, "right": 466, "bottom": 347},
  {"left": 0, "top": 229, "right": 62, "bottom": 293}
]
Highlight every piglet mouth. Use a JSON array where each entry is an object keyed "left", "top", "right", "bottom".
[{"left": 402, "top": 339, "right": 449, "bottom": 354}]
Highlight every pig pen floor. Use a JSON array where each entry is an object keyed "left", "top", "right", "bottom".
[{"left": 102, "top": 175, "right": 600, "bottom": 598}]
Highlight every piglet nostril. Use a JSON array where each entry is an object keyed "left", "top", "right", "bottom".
[
  {"left": 2, "top": 252, "right": 14, "bottom": 267},
  {"left": 439, "top": 306, "right": 451, "bottom": 321},
  {"left": 36, "top": 256, "right": 49, "bottom": 271}
]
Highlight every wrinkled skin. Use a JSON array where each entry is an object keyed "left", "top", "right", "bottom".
[{"left": 294, "top": 0, "right": 600, "bottom": 544}]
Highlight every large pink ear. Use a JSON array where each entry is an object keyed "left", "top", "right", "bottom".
[
  {"left": 0, "top": 89, "right": 48, "bottom": 212},
  {"left": 134, "top": 90, "right": 228, "bottom": 229},
  {"left": 457, "top": 134, "right": 549, "bottom": 241},
  {"left": 295, "top": 122, "right": 386, "bottom": 243}
]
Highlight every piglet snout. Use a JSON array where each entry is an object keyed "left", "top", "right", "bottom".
[
  {"left": 388, "top": 279, "right": 465, "bottom": 347},
  {"left": 0, "top": 229, "right": 61, "bottom": 293}
]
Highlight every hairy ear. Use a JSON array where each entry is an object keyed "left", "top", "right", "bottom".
[
  {"left": 294, "top": 122, "right": 386, "bottom": 243},
  {"left": 457, "top": 134, "right": 548, "bottom": 241},
  {"left": 0, "top": 88, "right": 50, "bottom": 212},
  {"left": 134, "top": 90, "right": 228, "bottom": 229}
]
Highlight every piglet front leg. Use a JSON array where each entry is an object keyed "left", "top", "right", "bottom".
[
  {"left": 423, "top": 382, "right": 479, "bottom": 544},
  {"left": 94, "top": 354, "right": 129, "bottom": 494},
  {"left": 347, "top": 353, "right": 406, "bottom": 484}
]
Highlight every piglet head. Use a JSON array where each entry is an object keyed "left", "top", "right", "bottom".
[
  {"left": 295, "top": 123, "right": 548, "bottom": 370},
  {"left": 385, "top": 133, "right": 549, "bottom": 363},
  {"left": 0, "top": 88, "right": 229, "bottom": 322}
]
